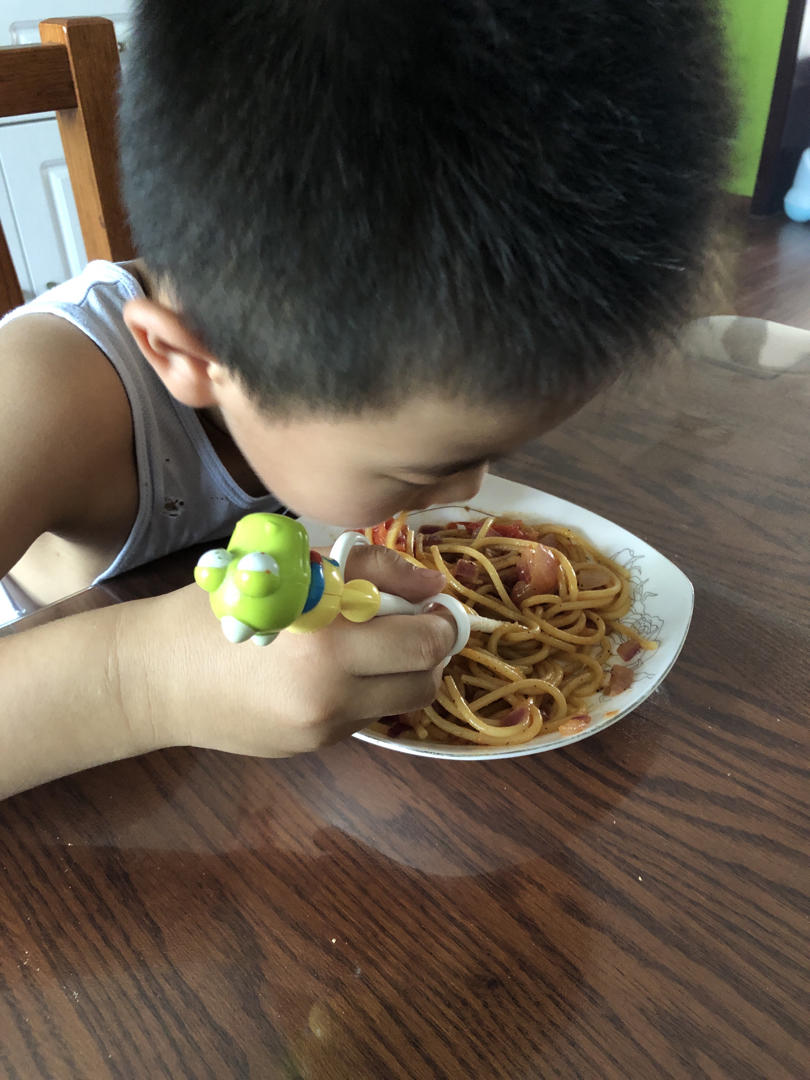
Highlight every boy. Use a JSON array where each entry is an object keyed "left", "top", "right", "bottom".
[{"left": 0, "top": 1, "right": 729, "bottom": 797}]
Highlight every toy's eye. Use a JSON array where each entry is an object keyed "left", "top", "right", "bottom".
[
  {"left": 237, "top": 552, "right": 280, "bottom": 575},
  {"left": 236, "top": 552, "right": 280, "bottom": 597},
  {"left": 194, "top": 547, "right": 233, "bottom": 593},
  {"left": 197, "top": 548, "right": 233, "bottom": 569}
]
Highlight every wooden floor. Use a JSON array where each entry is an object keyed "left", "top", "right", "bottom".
[{"left": 732, "top": 211, "right": 810, "bottom": 329}]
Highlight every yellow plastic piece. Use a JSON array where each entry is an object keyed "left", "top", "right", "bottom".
[
  {"left": 339, "top": 579, "right": 381, "bottom": 623},
  {"left": 289, "top": 563, "right": 380, "bottom": 634}
]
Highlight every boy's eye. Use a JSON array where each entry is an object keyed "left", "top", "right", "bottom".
[
  {"left": 395, "top": 474, "right": 459, "bottom": 490},
  {"left": 396, "top": 476, "right": 439, "bottom": 488},
  {"left": 385, "top": 459, "right": 490, "bottom": 490}
]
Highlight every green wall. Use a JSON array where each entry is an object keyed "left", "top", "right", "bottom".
[{"left": 722, "top": 0, "right": 790, "bottom": 195}]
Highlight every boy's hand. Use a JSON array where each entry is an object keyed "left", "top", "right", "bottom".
[{"left": 122, "top": 545, "right": 454, "bottom": 757}]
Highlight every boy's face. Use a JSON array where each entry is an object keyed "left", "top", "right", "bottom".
[
  {"left": 211, "top": 376, "right": 579, "bottom": 527},
  {"left": 122, "top": 290, "right": 583, "bottom": 527}
]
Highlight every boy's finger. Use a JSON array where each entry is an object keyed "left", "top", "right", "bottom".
[
  {"left": 331, "top": 669, "right": 445, "bottom": 737},
  {"left": 335, "top": 612, "right": 456, "bottom": 676},
  {"left": 344, "top": 543, "right": 445, "bottom": 601}
]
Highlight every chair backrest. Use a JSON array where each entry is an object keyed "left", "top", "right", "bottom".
[{"left": 0, "top": 17, "right": 135, "bottom": 317}]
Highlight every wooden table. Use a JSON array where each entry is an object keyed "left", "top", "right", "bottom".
[{"left": 1, "top": 323, "right": 807, "bottom": 1079}]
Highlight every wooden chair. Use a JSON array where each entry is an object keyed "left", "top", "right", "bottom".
[{"left": 0, "top": 17, "right": 135, "bottom": 317}]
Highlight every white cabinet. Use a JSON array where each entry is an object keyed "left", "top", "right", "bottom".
[{"left": 0, "top": 3, "right": 132, "bottom": 301}]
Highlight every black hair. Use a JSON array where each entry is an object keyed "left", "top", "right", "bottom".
[{"left": 119, "top": 0, "right": 732, "bottom": 415}]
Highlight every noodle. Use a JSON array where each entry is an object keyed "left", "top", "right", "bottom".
[{"left": 367, "top": 515, "right": 658, "bottom": 746}]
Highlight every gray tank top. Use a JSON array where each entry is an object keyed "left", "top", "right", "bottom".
[{"left": 0, "top": 260, "right": 281, "bottom": 586}]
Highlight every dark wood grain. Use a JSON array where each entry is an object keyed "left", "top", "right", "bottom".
[
  {"left": 732, "top": 211, "right": 810, "bottom": 330},
  {"left": 0, "top": 223, "right": 23, "bottom": 315},
  {"left": 1, "top": 341, "right": 808, "bottom": 1078},
  {"left": 0, "top": 43, "right": 76, "bottom": 116},
  {"left": 39, "top": 19, "right": 135, "bottom": 267}
]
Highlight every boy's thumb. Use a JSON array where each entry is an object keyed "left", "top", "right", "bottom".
[{"left": 344, "top": 543, "right": 446, "bottom": 602}]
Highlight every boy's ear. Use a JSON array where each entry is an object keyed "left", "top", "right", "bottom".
[{"left": 123, "top": 297, "right": 227, "bottom": 408}]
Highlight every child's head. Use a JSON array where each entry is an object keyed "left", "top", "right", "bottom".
[{"left": 119, "top": 0, "right": 730, "bottom": 524}]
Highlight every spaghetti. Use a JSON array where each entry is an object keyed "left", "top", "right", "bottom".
[{"left": 365, "top": 514, "right": 656, "bottom": 746}]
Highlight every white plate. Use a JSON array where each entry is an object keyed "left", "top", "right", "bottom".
[{"left": 300, "top": 473, "right": 693, "bottom": 760}]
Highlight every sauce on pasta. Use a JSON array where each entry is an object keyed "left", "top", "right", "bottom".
[{"left": 366, "top": 514, "right": 656, "bottom": 746}]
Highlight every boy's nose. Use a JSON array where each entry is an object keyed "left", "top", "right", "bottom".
[{"left": 434, "top": 463, "right": 487, "bottom": 506}]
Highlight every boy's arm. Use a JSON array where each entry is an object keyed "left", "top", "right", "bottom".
[
  {"left": 0, "top": 313, "right": 137, "bottom": 577},
  {"left": 0, "top": 313, "right": 153, "bottom": 795},
  {"left": 0, "top": 315, "right": 455, "bottom": 799},
  {"left": 0, "top": 603, "right": 164, "bottom": 797},
  {"left": 1, "top": 554, "right": 454, "bottom": 799}
]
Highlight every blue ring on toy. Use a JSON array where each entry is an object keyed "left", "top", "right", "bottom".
[{"left": 302, "top": 560, "right": 325, "bottom": 613}]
